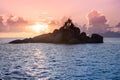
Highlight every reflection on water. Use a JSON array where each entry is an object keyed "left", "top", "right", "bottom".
[{"left": 0, "top": 38, "right": 120, "bottom": 80}]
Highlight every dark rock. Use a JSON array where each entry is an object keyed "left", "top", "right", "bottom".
[
  {"left": 9, "top": 19, "right": 103, "bottom": 44},
  {"left": 79, "top": 32, "right": 88, "bottom": 43},
  {"left": 90, "top": 34, "right": 103, "bottom": 43},
  {"left": 9, "top": 39, "right": 23, "bottom": 44}
]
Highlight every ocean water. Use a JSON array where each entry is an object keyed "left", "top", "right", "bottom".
[{"left": 0, "top": 38, "right": 120, "bottom": 80}]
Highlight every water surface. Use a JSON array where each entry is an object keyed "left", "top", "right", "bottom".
[{"left": 0, "top": 38, "right": 120, "bottom": 80}]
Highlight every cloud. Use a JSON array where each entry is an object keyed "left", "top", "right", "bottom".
[
  {"left": 6, "top": 15, "right": 29, "bottom": 32},
  {"left": 115, "top": 22, "right": 120, "bottom": 27},
  {"left": 87, "top": 10, "right": 109, "bottom": 33},
  {"left": 0, "top": 16, "right": 4, "bottom": 26},
  {"left": 47, "top": 16, "right": 72, "bottom": 32},
  {"left": 0, "top": 16, "right": 6, "bottom": 32},
  {"left": 0, "top": 15, "right": 29, "bottom": 32}
]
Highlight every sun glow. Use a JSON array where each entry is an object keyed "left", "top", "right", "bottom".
[{"left": 31, "top": 23, "right": 49, "bottom": 33}]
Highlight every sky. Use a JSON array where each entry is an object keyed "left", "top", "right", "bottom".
[{"left": 0, "top": 0, "right": 120, "bottom": 37}]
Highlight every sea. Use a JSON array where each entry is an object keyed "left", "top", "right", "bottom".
[{"left": 0, "top": 38, "right": 120, "bottom": 80}]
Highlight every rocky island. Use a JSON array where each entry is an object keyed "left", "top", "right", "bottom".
[{"left": 9, "top": 19, "right": 103, "bottom": 44}]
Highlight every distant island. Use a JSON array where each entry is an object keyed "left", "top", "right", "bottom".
[
  {"left": 9, "top": 19, "right": 103, "bottom": 44},
  {"left": 100, "top": 31, "right": 120, "bottom": 38}
]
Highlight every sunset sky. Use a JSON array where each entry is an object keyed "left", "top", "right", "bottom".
[{"left": 0, "top": 0, "right": 120, "bottom": 37}]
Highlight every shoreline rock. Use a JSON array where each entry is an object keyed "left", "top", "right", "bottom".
[{"left": 9, "top": 19, "right": 103, "bottom": 44}]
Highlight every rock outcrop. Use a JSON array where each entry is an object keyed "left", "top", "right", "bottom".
[{"left": 9, "top": 19, "right": 103, "bottom": 44}]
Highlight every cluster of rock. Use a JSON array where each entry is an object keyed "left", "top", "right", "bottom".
[{"left": 9, "top": 19, "right": 103, "bottom": 44}]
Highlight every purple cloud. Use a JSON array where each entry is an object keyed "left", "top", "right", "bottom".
[
  {"left": 88, "top": 10, "right": 109, "bottom": 33},
  {"left": 0, "top": 15, "right": 29, "bottom": 32},
  {"left": 0, "top": 16, "right": 7, "bottom": 32},
  {"left": 115, "top": 22, "right": 120, "bottom": 27}
]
